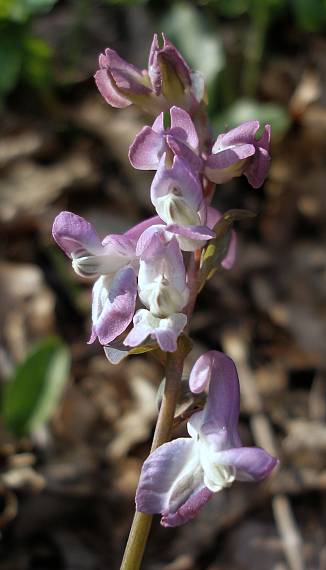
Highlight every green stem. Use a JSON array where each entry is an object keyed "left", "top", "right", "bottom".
[{"left": 120, "top": 351, "right": 184, "bottom": 570}]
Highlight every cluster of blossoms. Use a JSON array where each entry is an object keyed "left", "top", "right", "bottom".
[{"left": 52, "top": 35, "right": 277, "bottom": 528}]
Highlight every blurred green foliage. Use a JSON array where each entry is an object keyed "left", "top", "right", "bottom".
[
  {"left": 0, "top": 0, "right": 324, "bottom": 114},
  {"left": 204, "top": 0, "right": 326, "bottom": 31},
  {"left": 2, "top": 337, "right": 70, "bottom": 436},
  {"left": 0, "top": 0, "right": 57, "bottom": 103}
]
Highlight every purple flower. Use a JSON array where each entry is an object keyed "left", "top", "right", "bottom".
[
  {"left": 151, "top": 155, "right": 203, "bottom": 225},
  {"left": 52, "top": 211, "right": 159, "bottom": 345},
  {"left": 136, "top": 351, "right": 278, "bottom": 526},
  {"left": 95, "top": 35, "right": 204, "bottom": 115},
  {"left": 205, "top": 121, "right": 271, "bottom": 188},
  {"left": 137, "top": 228, "right": 189, "bottom": 318},
  {"left": 94, "top": 48, "right": 160, "bottom": 114},
  {"left": 129, "top": 106, "right": 202, "bottom": 172},
  {"left": 123, "top": 225, "right": 189, "bottom": 352},
  {"left": 137, "top": 208, "right": 214, "bottom": 257}
]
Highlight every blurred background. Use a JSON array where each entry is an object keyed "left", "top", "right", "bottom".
[{"left": 0, "top": 1, "right": 326, "bottom": 569}]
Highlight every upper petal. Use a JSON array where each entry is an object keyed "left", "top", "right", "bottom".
[
  {"left": 129, "top": 126, "right": 165, "bottom": 170},
  {"left": 52, "top": 211, "right": 102, "bottom": 258},
  {"left": 169, "top": 106, "right": 199, "bottom": 150},
  {"left": 206, "top": 144, "right": 255, "bottom": 170},
  {"left": 213, "top": 121, "right": 260, "bottom": 151},
  {"left": 151, "top": 155, "right": 203, "bottom": 216},
  {"left": 189, "top": 351, "right": 241, "bottom": 447}
]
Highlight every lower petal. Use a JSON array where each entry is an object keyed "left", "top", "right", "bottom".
[
  {"left": 92, "top": 266, "right": 137, "bottom": 344},
  {"left": 245, "top": 147, "right": 270, "bottom": 189},
  {"left": 136, "top": 438, "right": 211, "bottom": 527}
]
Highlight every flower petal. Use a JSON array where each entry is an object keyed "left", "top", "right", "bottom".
[
  {"left": 102, "top": 48, "right": 150, "bottom": 95},
  {"left": 151, "top": 155, "right": 203, "bottom": 220},
  {"left": 215, "top": 447, "right": 278, "bottom": 481},
  {"left": 89, "top": 266, "right": 137, "bottom": 345},
  {"left": 135, "top": 224, "right": 167, "bottom": 256},
  {"left": 155, "top": 313, "right": 187, "bottom": 351},
  {"left": 124, "top": 310, "right": 187, "bottom": 352},
  {"left": 189, "top": 351, "right": 241, "bottom": 447},
  {"left": 245, "top": 147, "right": 270, "bottom": 189},
  {"left": 213, "top": 121, "right": 259, "bottom": 151},
  {"left": 136, "top": 438, "right": 212, "bottom": 527},
  {"left": 94, "top": 69, "right": 131, "bottom": 108},
  {"left": 129, "top": 126, "right": 165, "bottom": 170},
  {"left": 52, "top": 211, "right": 102, "bottom": 258},
  {"left": 166, "top": 135, "right": 203, "bottom": 172},
  {"left": 170, "top": 106, "right": 198, "bottom": 149},
  {"left": 148, "top": 34, "right": 162, "bottom": 94},
  {"left": 206, "top": 144, "right": 255, "bottom": 170},
  {"left": 124, "top": 215, "right": 163, "bottom": 242},
  {"left": 167, "top": 224, "right": 215, "bottom": 241}
]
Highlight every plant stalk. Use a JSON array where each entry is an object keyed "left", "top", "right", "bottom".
[{"left": 120, "top": 351, "right": 184, "bottom": 570}]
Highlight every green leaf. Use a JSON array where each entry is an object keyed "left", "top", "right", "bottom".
[
  {"left": 161, "top": 2, "right": 225, "bottom": 89},
  {"left": 2, "top": 337, "right": 70, "bottom": 436},
  {"left": 199, "top": 209, "right": 255, "bottom": 287},
  {"left": 214, "top": 98, "right": 291, "bottom": 138}
]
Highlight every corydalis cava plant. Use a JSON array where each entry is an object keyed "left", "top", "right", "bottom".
[{"left": 52, "top": 34, "right": 276, "bottom": 570}]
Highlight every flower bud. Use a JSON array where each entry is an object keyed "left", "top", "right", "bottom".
[
  {"left": 205, "top": 121, "right": 271, "bottom": 188},
  {"left": 148, "top": 33, "right": 205, "bottom": 112},
  {"left": 95, "top": 48, "right": 164, "bottom": 114}
]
